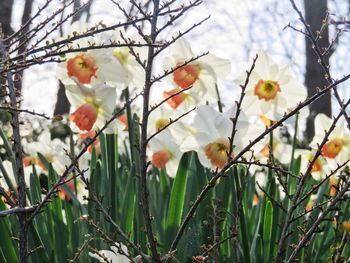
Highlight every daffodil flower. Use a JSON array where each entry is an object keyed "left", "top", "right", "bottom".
[
  {"left": 23, "top": 131, "right": 71, "bottom": 173},
  {"left": 57, "top": 22, "right": 130, "bottom": 86},
  {"left": 311, "top": 114, "right": 350, "bottom": 170},
  {"left": 148, "top": 130, "right": 182, "bottom": 177},
  {"left": 147, "top": 106, "right": 173, "bottom": 136},
  {"left": 164, "top": 35, "right": 231, "bottom": 102},
  {"left": 295, "top": 149, "right": 330, "bottom": 181},
  {"left": 89, "top": 242, "right": 129, "bottom": 263},
  {"left": 65, "top": 81, "right": 117, "bottom": 133},
  {"left": 238, "top": 50, "right": 307, "bottom": 120},
  {"left": 180, "top": 105, "right": 264, "bottom": 169}
]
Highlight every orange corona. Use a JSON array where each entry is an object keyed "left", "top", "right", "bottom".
[
  {"left": 173, "top": 63, "right": 200, "bottom": 89},
  {"left": 67, "top": 54, "right": 97, "bottom": 84},
  {"left": 204, "top": 139, "right": 231, "bottom": 169},
  {"left": 322, "top": 138, "right": 343, "bottom": 159},
  {"left": 164, "top": 88, "right": 187, "bottom": 109},
  {"left": 254, "top": 80, "right": 281, "bottom": 101},
  {"left": 58, "top": 180, "right": 75, "bottom": 201},
  {"left": 70, "top": 103, "right": 98, "bottom": 131},
  {"left": 329, "top": 177, "right": 338, "bottom": 197},
  {"left": 311, "top": 158, "right": 322, "bottom": 173},
  {"left": 151, "top": 150, "right": 170, "bottom": 169}
]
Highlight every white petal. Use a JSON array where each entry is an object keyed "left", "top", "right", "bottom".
[
  {"left": 64, "top": 85, "right": 86, "bottom": 110},
  {"left": 200, "top": 54, "right": 231, "bottom": 77}
]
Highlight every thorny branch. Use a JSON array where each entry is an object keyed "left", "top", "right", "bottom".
[
  {"left": 139, "top": 0, "right": 161, "bottom": 261},
  {"left": 0, "top": 40, "right": 28, "bottom": 262}
]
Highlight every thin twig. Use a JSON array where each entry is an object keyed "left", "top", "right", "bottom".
[
  {"left": 0, "top": 106, "right": 51, "bottom": 120},
  {"left": 0, "top": 206, "right": 37, "bottom": 217}
]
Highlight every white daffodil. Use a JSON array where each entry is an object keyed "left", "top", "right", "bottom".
[
  {"left": 1, "top": 160, "right": 29, "bottom": 189},
  {"left": 311, "top": 114, "right": 350, "bottom": 170},
  {"left": 23, "top": 130, "right": 69, "bottom": 173},
  {"left": 65, "top": 81, "right": 117, "bottom": 133},
  {"left": 164, "top": 34, "right": 231, "bottom": 102},
  {"left": 295, "top": 149, "right": 330, "bottom": 181},
  {"left": 148, "top": 130, "right": 182, "bottom": 177},
  {"left": 0, "top": 160, "right": 32, "bottom": 207},
  {"left": 255, "top": 134, "right": 293, "bottom": 164},
  {"left": 108, "top": 30, "right": 147, "bottom": 90},
  {"left": 238, "top": 50, "right": 307, "bottom": 120},
  {"left": 57, "top": 177, "right": 89, "bottom": 204},
  {"left": 161, "top": 86, "right": 199, "bottom": 111},
  {"left": 89, "top": 243, "right": 129, "bottom": 263},
  {"left": 254, "top": 169, "right": 286, "bottom": 200},
  {"left": 180, "top": 105, "right": 264, "bottom": 169},
  {"left": 57, "top": 22, "right": 130, "bottom": 86},
  {"left": 147, "top": 106, "right": 173, "bottom": 136}
]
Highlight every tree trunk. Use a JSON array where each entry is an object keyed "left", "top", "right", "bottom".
[
  {"left": 0, "top": 0, "right": 14, "bottom": 37},
  {"left": 304, "top": 0, "right": 331, "bottom": 141},
  {"left": 0, "top": 0, "right": 14, "bottom": 100},
  {"left": 15, "top": 0, "right": 34, "bottom": 99}
]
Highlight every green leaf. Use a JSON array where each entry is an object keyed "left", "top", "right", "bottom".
[
  {"left": 0, "top": 200, "right": 18, "bottom": 262},
  {"left": 250, "top": 204, "right": 262, "bottom": 261},
  {"left": 263, "top": 200, "right": 273, "bottom": 262},
  {"left": 37, "top": 153, "right": 51, "bottom": 171},
  {"left": 47, "top": 165, "right": 67, "bottom": 262},
  {"left": 0, "top": 158, "right": 16, "bottom": 193},
  {"left": 29, "top": 166, "right": 42, "bottom": 203},
  {"left": 165, "top": 152, "right": 192, "bottom": 246},
  {"left": 121, "top": 164, "right": 136, "bottom": 234},
  {"left": 28, "top": 224, "right": 50, "bottom": 262},
  {"left": 233, "top": 166, "right": 251, "bottom": 263}
]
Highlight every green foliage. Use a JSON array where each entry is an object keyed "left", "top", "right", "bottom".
[{"left": 1, "top": 122, "right": 350, "bottom": 262}]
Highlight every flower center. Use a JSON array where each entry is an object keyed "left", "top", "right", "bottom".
[
  {"left": 112, "top": 48, "right": 129, "bottom": 65},
  {"left": 151, "top": 150, "right": 170, "bottom": 169},
  {"left": 204, "top": 139, "right": 231, "bottom": 169},
  {"left": 163, "top": 88, "right": 188, "bottom": 109},
  {"left": 173, "top": 63, "right": 201, "bottom": 89},
  {"left": 70, "top": 103, "right": 98, "bottom": 131},
  {"left": 67, "top": 54, "right": 98, "bottom": 84},
  {"left": 155, "top": 118, "right": 170, "bottom": 131},
  {"left": 322, "top": 138, "right": 344, "bottom": 159},
  {"left": 254, "top": 80, "right": 281, "bottom": 101}
]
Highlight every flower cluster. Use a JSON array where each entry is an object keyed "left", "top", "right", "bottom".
[{"left": 5, "top": 20, "right": 348, "bottom": 210}]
